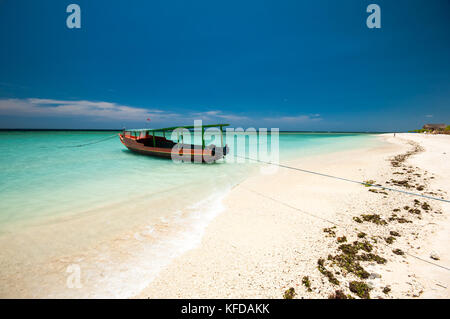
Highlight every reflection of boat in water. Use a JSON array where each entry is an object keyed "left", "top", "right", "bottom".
[{"left": 119, "top": 124, "right": 229, "bottom": 163}]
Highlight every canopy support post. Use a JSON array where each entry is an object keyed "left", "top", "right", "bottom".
[{"left": 202, "top": 127, "right": 205, "bottom": 150}]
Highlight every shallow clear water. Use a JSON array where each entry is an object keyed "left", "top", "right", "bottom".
[{"left": 0, "top": 131, "right": 377, "bottom": 228}]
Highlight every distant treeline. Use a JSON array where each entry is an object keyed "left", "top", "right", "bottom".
[{"left": 409, "top": 125, "right": 450, "bottom": 134}]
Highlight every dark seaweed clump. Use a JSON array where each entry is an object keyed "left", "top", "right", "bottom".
[
  {"left": 337, "top": 236, "right": 347, "bottom": 243},
  {"left": 353, "top": 214, "right": 388, "bottom": 225},
  {"left": 353, "top": 217, "right": 363, "bottom": 223},
  {"left": 391, "top": 179, "right": 412, "bottom": 188},
  {"left": 393, "top": 249, "right": 404, "bottom": 256},
  {"left": 369, "top": 189, "right": 388, "bottom": 195},
  {"left": 328, "top": 290, "right": 349, "bottom": 299},
  {"left": 363, "top": 180, "right": 376, "bottom": 187},
  {"left": 388, "top": 215, "right": 412, "bottom": 224},
  {"left": 349, "top": 281, "right": 371, "bottom": 299},
  {"left": 323, "top": 227, "right": 336, "bottom": 237},
  {"left": 317, "top": 258, "right": 340, "bottom": 285},
  {"left": 283, "top": 287, "right": 296, "bottom": 299},
  {"left": 327, "top": 241, "right": 386, "bottom": 280},
  {"left": 390, "top": 143, "right": 423, "bottom": 167},
  {"left": 408, "top": 208, "right": 421, "bottom": 215},
  {"left": 360, "top": 214, "right": 387, "bottom": 225},
  {"left": 302, "top": 276, "right": 312, "bottom": 292}
]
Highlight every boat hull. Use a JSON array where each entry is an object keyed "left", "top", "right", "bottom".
[{"left": 119, "top": 134, "right": 228, "bottom": 163}]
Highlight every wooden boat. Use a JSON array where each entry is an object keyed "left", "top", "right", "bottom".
[{"left": 119, "top": 124, "right": 229, "bottom": 163}]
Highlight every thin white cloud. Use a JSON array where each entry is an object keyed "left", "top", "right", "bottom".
[
  {"left": 263, "top": 114, "right": 322, "bottom": 123},
  {"left": 191, "top": 110, "right": 249, "bottom": 121},
  {"left": 0, "top": 98, "right": 175, "bottom": 121},
  {"left": 425, "top": 114, "right": 433, "bottom": 118},
  {"left": 0, "top": 98, "right": 323, "bottom": 128}
]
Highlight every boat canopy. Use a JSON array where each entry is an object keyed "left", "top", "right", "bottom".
[{"left": 123, "top": 123, "right": 229, "bottom": 134}]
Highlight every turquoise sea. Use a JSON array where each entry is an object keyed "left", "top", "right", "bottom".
[
  {"left": 0, "top": 131, "right": 380, "bottom": 297},
  {"left": 0, "top": 131, "right": 379, "bottom": 228}
]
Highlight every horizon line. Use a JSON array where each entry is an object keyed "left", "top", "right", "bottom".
[{"left": 0, "top": 128, "right": 397, "bottom": 134}]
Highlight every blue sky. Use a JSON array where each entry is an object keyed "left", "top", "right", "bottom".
[{"left": 0, "top": 0, "right": 449, "bottom": 131}]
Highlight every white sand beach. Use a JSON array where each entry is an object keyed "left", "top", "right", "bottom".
[{"left": 137, "top": 133, "right": 450, "bottom": 299}]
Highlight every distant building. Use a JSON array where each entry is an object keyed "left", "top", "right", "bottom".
[{"left": 423, "top": 123, "right": 446, "bottom": 132}]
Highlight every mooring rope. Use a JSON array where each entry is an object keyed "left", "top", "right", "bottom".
[
  {"left": 235, "top": 155, "right": 450, "bottom": 204},
  {"left": 40, "top": 133, "right": 118, "bottom": 149},
  {"left": 245, "top": 187, "right": 450, "bottom": 272},
  {"left": 40, "top": 134, "right": 449, "bottom": 203}
]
